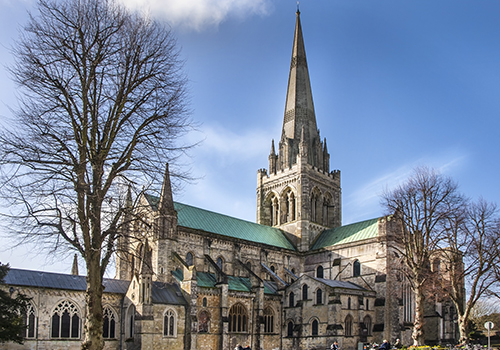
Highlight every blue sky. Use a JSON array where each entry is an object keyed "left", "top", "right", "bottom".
[{"left": 0, "top": 0, "right": 499, "bottom": 275}]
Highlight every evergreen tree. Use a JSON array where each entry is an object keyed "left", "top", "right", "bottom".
[{"left": 0, "top": 263, "right": 30, "bottom": 344}]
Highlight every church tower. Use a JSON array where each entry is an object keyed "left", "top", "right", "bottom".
[{"left": 257, "top": 10, "right": 341, "bottom": 252}]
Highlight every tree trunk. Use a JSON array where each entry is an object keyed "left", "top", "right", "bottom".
[
  {"left": 457, "top": 313, "right": 469, "bottom": 344},
  {"left": 412, "top": 284, "right": 426, "bottom": 346},
  {"left": 82, "top": 251, "right": 105, "bottom": 350}
]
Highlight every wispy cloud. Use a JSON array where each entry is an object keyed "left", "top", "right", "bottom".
[
  {"left": 344, "top": 151, "right": 469, "bottom": 224},
  {"left": 118, "top": 0, "right": 272, "bottom": 31}
]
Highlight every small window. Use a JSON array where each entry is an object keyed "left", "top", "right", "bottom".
[
  {"left": 186, "top": 252, "right": 194, "bottom": 267},
  {"left": 126, "top": 305, "right": 135, "bottom": 338},
  {"left": 363, "top": 315, "right": 372, "bottom": 336},
  {"left": 345, "top": 315, "right": 353, "bottom": 336},
  {"left": 316, "top": 265, "right": 324, "bottom": 278},
  {"left": 24, "top": 302, "right": 36, "bottom": 338},
  {"left": 316, "top": 289, "right": 323, "bottom": 305},
  {"left": 287, "top": 321, "right": 294, "bottom": 337},
  {"left": 353, "top": 260, "right": 361, "bottom": 277},
  {"left": 312, "top": 319, "right": 319, "bottom": 336},
  {"left": 51, "top": 300, "right": 80, "bottom": 339},
  {"left": 263, "top": 307, "right": 274, "bottom": 333},
  {"left": 163, "top": 309, "right": 176, "bottom": 337},
  {"left": 202, "top": 297, "right": 207, "bottom": 307},
  {"left": 103, "top": 307, "right": 117, "bottom": 339},
  {"left": 270, "top": 265, "right": 275, "bottom": 273},
  {"left": 347, "top": 297, "right": 351, "bottom": 310},
  {"left": 289, "top": 292, "right": 295, "bottom": 308},
  {"left": 302, "top": 284, "right": 308, "bottom": 300},
  {"left": 366, "top": 299, "right": 369, "bottom": 310}
]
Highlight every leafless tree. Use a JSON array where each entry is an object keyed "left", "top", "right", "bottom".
[
  {"left": 0, "top": 0, "right": 192, "bottom": 349},
  {"left": 440, "top": 199, "right": 500, "bottom": 343},
  {"left": 381, "top": 166, "right": 465, "bottom": 345}
]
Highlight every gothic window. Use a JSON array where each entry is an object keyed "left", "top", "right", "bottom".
[
  {"left": 163, "top": 309, "right": 176, "bottom": 337},
  {"left": 363, "top": 315, "right": 372, "bottom": 336},
  {"left": 268, "top": 194, "right": 279, "bottom": 226},
  {"left": 287, "top": 321, "right": 294, "bottom": 337},
  {"left": 281, "top": 188, "right": 296, "bottom": 223},
  {"left": 316, "top": 265, "right": 324, "bottom": 278},
  {"left": 186, "top": 252, "right": 193, "bottom": 267},
  {"left": 302, "top": 284, "right": 308, "bottom": 300},
  {"left": 323, "top": 192, "right": 333, "bottom": 226},
  {"left": 316, "top": 289, "right": 323, "bottom": 305},
  {"left": 345, "top": 315, "right": 353, "bottom": 337},
  {"left": 23, "top": 302, "right": 36, "bottom": 338},
  {"left": 310, "top": 188, "right": 322, "bottom": 223},
  {"left": 263, "top": 307, "right": 274, "bottom": 333},
  {"left": 353, "top": 260, "right": 361, "bottom": 277},
  {"left": 229, "top": 303, "right": 247, "bottom": 333},
  {"left": 216, "top": 257, "right": 223, "bottom": 271},
  {"left": 126, "top": 305, "right": 135, "bottom": 338},
  {"left": 202, "top": 297, "right": 207, "bottom": 307},
  {"left": 312, "top": 319, "right": 319, "bottom": 336},
  {"left": 50, "top": 300, "right": 80, "bottom": 339},
  {"left": 289, "top": 292, "right": 295, "bottom": 308},
  {"left": 402, "top": 280, "right": 415, "bottom": 323},
  {"left": 198, "top": 310, "right": 210, "bottom": 333},
  {"left": 103, "top": 306, "right": 117, "bottom": 339}
]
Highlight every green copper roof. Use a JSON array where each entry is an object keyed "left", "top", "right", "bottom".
[
  {"left": 178, "top": 272, "right": 277, "bottom": 295},
  {"left": 145, "top": 194, "right": 295, "bottom": 251},
  {"left": 311, "top": 217, "right": 380, "bottom": 250}
]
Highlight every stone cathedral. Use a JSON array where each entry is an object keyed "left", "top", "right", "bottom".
[{"left": 2, "top": 11, "right": 459, "bottom": 350}]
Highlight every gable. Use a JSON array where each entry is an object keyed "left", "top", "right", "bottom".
[{"left": 311, "top": 217, "right": 380, "bottom": 250}]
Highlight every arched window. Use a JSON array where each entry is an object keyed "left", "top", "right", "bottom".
[
  {"left": 263, "top": 307, "right": 274, "bottom": 333},
  {"left": 347, "top": 297, "right": 351, "bottom": 309},
  {"left": 312, "top": 319, "right": 319, "bottom": 336},
  {"left": 51, "top": 300, "right": 80, "bottom": 339},
  {"left": 202, "top": 297, "right": 207, "bottom": 307},
  {"left": 289, "top": 292, "right": 295, "bottom": 308},
  {"left": 126, "top": 305, "right": 135, "bottom": 338},
  {"left": 270, "top": 265, "right": 275, "bottom": 273},
  {"left": 282, "top": 188, "right": 296, "bottom": 223},
  {"left": 198, "top": 310, "right": 210, "bottom": 333},
  {"left": 323, "top": 192, "right": 333, "bottom": 226},
  {"left": 287, "top": 321, "right": 294, "bottom": 337},
  {"left": 267, "top": 194, "right": 279, "bottom": 226},
  {"left": 216, "top": 257, "right": 223, "bottom": 271},
  {"left": 316, "top": 289, "right": 323, "bottom": 305},
  {"left": 353, "top": 260, "right": 361, "bottom": 277},
  {"left": 163, "top": 309, "right": 176, "bottom": 337},
  {"left": 366, "top": 299, "right": 369, "bottom": 310},
  {"left": 345, "top": 315, "right": 353, "bottom": 336},
  {"left": 103, "top": 306, "right": 117, "bottom": 339},
  {"left": 23, "top": 302, "right": 36, "bottom": 338},
  {"left": 229, "top": 303, "right": 247, "bottom": 333},
  {"left": 363, "top": 315, "right": 372, "bottom": 336},
  {"left": 186, "top": 252, "right": 193, "bottom": 267},
  {"left": 310, "top": 189, "right": 321, "bottom": 223},
  {"left": 302, "top": 284, "right": 308, "bottom": 300},
  {"left": 316, "top": 265, "right": 324, "bottom": 278}
]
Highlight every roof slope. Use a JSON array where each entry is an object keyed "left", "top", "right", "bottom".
[
  {"left": 311, "top": 217, "right": 380, "bottom": 250},
  {"left": 4, "top": 268, "right": 130, "bottom": 294},
  {"left": 175, "top": 271, "right": 278, "bottom": 295},
  {"left": 145, "top": 195, "right": 295, "bottom": 251}
]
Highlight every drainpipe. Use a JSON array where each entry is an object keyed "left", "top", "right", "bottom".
[{"left": 119, "top": 293, "right": 125, "bottom": 350}]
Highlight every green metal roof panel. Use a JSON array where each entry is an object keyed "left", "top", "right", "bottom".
[
  {"left": 194, "top": 272, "right": 278, "bottom": 295},
  {"left": 311, "top": 217, "right": 380, "bottom": 250},
  {"left": 144, "top": 194, "right": 295, "bottom": 251}
]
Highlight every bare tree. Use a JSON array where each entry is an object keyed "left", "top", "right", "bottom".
[
  {"left": 441, "top": 199, "right": 500, "bottom": 343},
  {"left": 0, "top": 0, "right": 192, "bottom": 349},
  {"left": 381, "top": 166, "right": 465, "bottom": 345}
]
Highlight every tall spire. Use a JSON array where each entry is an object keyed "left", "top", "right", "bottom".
[{"left": 282, "top": 10, "right": 318, "bottom": 146}]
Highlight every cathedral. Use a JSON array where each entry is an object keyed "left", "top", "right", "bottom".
[{"left": 1, "top": 10, "right": 458, "bottom": 350}]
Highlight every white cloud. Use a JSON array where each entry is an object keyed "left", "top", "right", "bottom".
[{"left": 118, "top": 0, "right": 272, "bottom": 31}]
